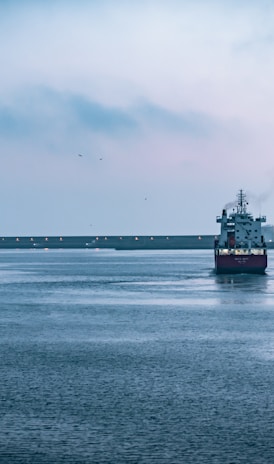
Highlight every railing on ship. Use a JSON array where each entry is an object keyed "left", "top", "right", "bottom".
[{"left": 216, "top": 248, "right": 266, "bottom": 256}]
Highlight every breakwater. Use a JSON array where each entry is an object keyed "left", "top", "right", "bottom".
[{"left": 0, "top": 235, "right": 216, "bottom": 250}]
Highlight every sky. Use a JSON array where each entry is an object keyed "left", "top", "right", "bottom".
[{"left": 1, "top": 0, "right": 274, "bottom": 236}]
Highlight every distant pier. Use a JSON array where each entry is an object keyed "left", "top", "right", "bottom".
[{"left": 0, "top": 235, "right": 216, "bottom": 250}]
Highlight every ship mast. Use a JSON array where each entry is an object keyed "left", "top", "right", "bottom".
[{"left": 237, "top": 189, "right": 247, "bottom": 214}]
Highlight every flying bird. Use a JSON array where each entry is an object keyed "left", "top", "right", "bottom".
[{"left": 78, "top": 153, "right": 83, "bottom": 157}]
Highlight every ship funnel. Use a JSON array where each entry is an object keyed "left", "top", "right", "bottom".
[{"left": 222, "top": 209, "right": 227, "bottom": 216}]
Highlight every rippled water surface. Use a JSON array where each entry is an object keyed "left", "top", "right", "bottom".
[{"left": 1, "top": 249, "right": 274, "bottom": 463}]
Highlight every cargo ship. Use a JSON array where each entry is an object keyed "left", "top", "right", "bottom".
[{"left": 214, "top": 190, "right": 267, "bottom": 274}]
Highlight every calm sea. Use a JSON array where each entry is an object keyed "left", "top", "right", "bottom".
[{"left": 1, "top": 249, "right": 274, "bottom": 464}]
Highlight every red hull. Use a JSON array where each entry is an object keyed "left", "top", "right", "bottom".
[{"left": 215, "top": 254, "right": 267, "bottom": 274}]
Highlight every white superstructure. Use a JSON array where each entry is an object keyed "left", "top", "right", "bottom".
[{"left": 216, "top": 190, "right": 266, "bottom": 250}]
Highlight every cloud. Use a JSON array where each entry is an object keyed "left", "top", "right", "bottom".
[
  {"left": 68, "top": 94, "right": 137, "bottom": 134},
  {"left": 134, "top": 102, "right": 217, "bottom": 137},
  {"left": 0, "top": 89, "right": 137, "bottom": 141},
  {"left": 0, "top": 106, "right": 30, "bottom": 137},
  {"left": 0, "top": 87, "right": 219, "bottom": 144}
]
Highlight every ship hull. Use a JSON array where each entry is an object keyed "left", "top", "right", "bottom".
[{"left": 215, "top": 253, "right": 267, "bottom": 274}]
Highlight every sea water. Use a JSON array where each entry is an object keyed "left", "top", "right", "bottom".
[{"left": 1, "top": 249, "right": 274, "bottom": 464}]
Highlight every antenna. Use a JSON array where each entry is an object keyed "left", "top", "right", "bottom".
[{"left": 237, "top": 189, "right": 247, "bottom": 214}]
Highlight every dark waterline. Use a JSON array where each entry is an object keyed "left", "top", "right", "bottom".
[{"left": 1, "top": 249, "right": 274, "bottom": 463}]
